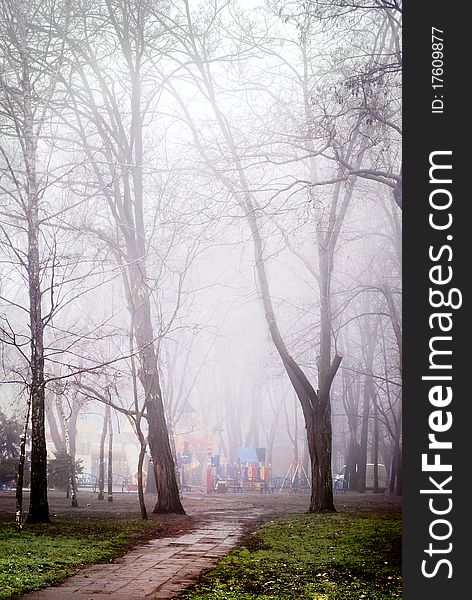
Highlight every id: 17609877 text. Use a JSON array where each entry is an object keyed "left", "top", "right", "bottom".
[{"left": 431, "top": 27, "right": 445, "bottom": 114}]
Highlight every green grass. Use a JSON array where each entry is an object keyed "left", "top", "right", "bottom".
[
  {"left": 0, "top": 518, "right": 157, "bottom": 599},
  {"left": 180, "top": 511, "right": 402, "bottom": 600}
]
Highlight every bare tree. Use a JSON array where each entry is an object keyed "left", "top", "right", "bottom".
[
  {"left": 0, "top": 0, "right": 73, "bottom": 523},
  {"left": 149, "top": 0, "right": 346, "bottom": 511},
  {"left": 58, "top": 0, "right": 186, "bottom": 514},
  {"left": 0, "top": 0, "right": 402, "bottom": 521}
]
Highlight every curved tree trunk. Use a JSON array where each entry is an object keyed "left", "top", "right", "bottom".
[
  {"left": 127, "top": 261, "right": 185, "bottom": 515},
  {"left": 123, "top": 52, "right": 184, "bottom": 515},
  {"left": 137, "top": 442, "right": 148, "bottom": 519},
  {"left": 168, "top": 5, "right": 343, "bottom": 511},
  {"left": 247, "top": 207, "right": 341, "bottom": 512},
  {"left": 130, "top": 337, "right": 148, "bottom": 519}
]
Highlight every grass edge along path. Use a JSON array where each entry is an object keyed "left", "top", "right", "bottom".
[
  {"left": 179, "top": 510, "right": 402, "bottom": 600},
  {"left": 0, "top": 517, "right": 162, "bottom": 599}
]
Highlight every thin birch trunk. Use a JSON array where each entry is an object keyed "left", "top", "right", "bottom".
[
  {"left": 55, "top": 393, "right": 78, "bottom": 507},
  {"left": 15, "top": 397, "right": 32, "bottom": 531},
  {"left": 97, "top": 405, "right": 109, "bottom": 500},
  {"left": 107, "top": 409, "right": 113, "bottom": 503}
]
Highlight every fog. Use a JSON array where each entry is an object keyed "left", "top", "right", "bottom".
[{"left": 0, "top": 0, "right": 401, "bottom": 517}]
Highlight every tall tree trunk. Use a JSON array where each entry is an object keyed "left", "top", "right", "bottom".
[
  {"left": 130, "top": 335, "right": 148, "bottom": 519},
  {"left": 122, "top": 63, "right": 184, "bottom": 515},
  {"left": 107, "top": 409, "right": 113, "bottom": 503},
  {"left": 13, "top": 0, "right": 50, "bottom": 524},
  {"left": 293, "top": 395, "right": 299, "bottom": 463},
  {"left": 302, "top": 439, "right": 310, "bottom": 481},
  {"left": 97, "top": 405, "right": 108, "bottom": 500},
  {"left": 253, "top": 229, "right": 340, "bottom": 511},
  {"left": 358, "top": 379, "right": 371, "bottom": 493},
  {"left": 372, "top": 396, "right": 380, "bottom": 493},
  {"left": 166, "top": 416, "right": 181, "bottom": 494},
  {"left": 127, "top": 262, "right": 184, "bottom": 514},
  {"left": 69, "top": 402, "right": 80, "bottom": 468},
  {"left": 172, "top": 5, "right": 343, "bottom": 511},
  {"left": 25, "top": 98, "right": 49, "bottom": 525},
  {"left": 345, "top": 436, "right": 360, "bottom": 491},
  {"left": 45, "top": 402, "right": 64, "bottom": 455},
  {"left": 147, "top": 384, "right": 184, "bottom": 514},
  {"left": 67, "top": 3, "right": 185, "bottom": 514},
  {"left": 243, "top": 195, "right": 341, "bottom": 512}
]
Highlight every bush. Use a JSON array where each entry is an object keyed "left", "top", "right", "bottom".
[
  {"left": 47, "top": 450, "right": 83, "bottom": 491},
  {"left": 0, "top": 412, "right": 26, "bottom": 489},
  {"left": 0, "top": 457, "right": 17, "bottom": 489}
]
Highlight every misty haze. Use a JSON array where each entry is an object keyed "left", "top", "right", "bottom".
[{"left": 0, "top": 1, "right": 402, "bottom": 598}]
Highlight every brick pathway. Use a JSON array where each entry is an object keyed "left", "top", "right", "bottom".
[{"left": 19, "top": 510, "right": 262, "bottom": 600}]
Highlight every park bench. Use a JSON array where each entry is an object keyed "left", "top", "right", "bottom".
[
  {"left": 333, "top": 478, "right": 347, "bottom": 494},
  {"left": 76, "top": 473, "right": 97, "bottom": 492}
]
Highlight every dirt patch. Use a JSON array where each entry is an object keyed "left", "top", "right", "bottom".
[{"left": 0, "top": 488, "right": 401, "bottom": 551}]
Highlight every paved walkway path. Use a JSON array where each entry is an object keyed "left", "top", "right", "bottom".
[{"left": 20, "top": 508, "right": 263, "bottom": 600}]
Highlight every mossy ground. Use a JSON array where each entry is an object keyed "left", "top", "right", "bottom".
[
  {"left": 0, "top": 518, "right": 158, "bottom": 599},
  {"left": 179, "top": 511, "right": 402, "bottom": 600}
]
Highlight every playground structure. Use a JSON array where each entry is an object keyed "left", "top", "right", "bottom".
[
  {"left": 283, "top": 461, "right": 310, "bottom": 491},
  {"left": 177, "top": 446, "right": 312, "bottom": 495},
  {"left": 268, "top": 461, "right": 311, "bottom": 494}
]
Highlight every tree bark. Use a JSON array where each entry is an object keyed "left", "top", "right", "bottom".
[
  {"left": 127, "top": 260, "right": 185, "bottom": 514},
  {"left": 137, "top": 442, "right": 147, "bottom": 519},
  {"left": 16, "top": 398, "right": 32, "bottom": 531},
  {"left": 165, "top": 7, "right": 342, "bottom": 511},
  {"left": 130, "top": 336, "right": 148, "bottom": 519},
  {"left": 12, "top": 0, "right": 51, "bottom": 525},
  {"left": 25, "top": 94, "right": 49, "bottom": 525},
  {"left": 64, "top": 1, "right": 184, "bottom": 514},
  {"left": 55, "top": 391, "right": 78, "bottom": 507},
  {"left": 372, "top": 397, "right": 380, "bottom": 493},
  {"left": 97, "top": 405, "right": 108, "bottom": 501},
  {"left": 345, "top": 436, "right": 360, "bottom": 491},
  {"left": 249, "top": 206, "right": 340, "bottom": 512},
  {"left": 125, "top": 66, "right": 184, "bottom": 514},
  {"left": 113, "top": 30, "right": 184, "bottom": 514},
  {"left": 45, "top": 402, "right": 65, "bottom": 455},
  {"left": 358, "top": 378, "right": 371, "bottom": 493},
  {"left": 107, "top": 409, "right": 113, "bottom": 503}
]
